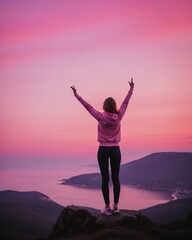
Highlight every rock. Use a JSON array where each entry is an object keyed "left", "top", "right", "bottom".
[
  {"left": 47, "top": 205, "right": 192, "bottom": 240},
  {"left": 49, "top": 205, "right": 97, "bottom": 238},
  {"left": 48, "top": 205, "right": 153, "bottom": 239}
]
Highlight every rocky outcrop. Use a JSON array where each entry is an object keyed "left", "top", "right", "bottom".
[
  {"left": 48, "top": 206, "right": 155, "bottom": 240},
  {"left": 47, "top": 205, "right": 192, "bottom": 240}
]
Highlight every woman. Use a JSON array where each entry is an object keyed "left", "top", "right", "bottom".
[{"left": 70, "top": 78, "right": 134, "bottom": 215}]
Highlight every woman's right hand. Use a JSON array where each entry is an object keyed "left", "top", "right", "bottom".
[
  {"left": 70, "top": 86, "right": 77, "bottom": 95},
  {"left": 129, "top": 78, "right": 134, "bottom": 89}
]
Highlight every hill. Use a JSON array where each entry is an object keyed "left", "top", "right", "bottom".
[
  {"left": 61, "top": 152, "right": 192, "bottom": 190},
  {"left": 1, "top": 191, "right": 192, "bottom": 240},
  {"left": 0, "top": 190, "right": 63, "bottom": 240},
  {"left": 140, "top": 197, "right": 192, "bottom": 224}
]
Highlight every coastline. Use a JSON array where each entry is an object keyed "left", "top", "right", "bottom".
[
  {"left": 125, "top": 184, "right": 175, "bottom": 200},
  {"left": 171, "top": 188, "right": 192, "bottom": 200},
  {"left": 62, "top": 181, "right": 192, "bottom": 203},
  {"left": 125, "top": 185, "right": 192, "bottom": 201}
]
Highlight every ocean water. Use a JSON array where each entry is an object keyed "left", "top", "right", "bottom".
[{"left": 0, "top": 166, "right": 173, "bottom": 210}]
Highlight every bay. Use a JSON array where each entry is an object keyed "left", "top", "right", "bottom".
[{"left": 0, "top": 167, "right": 173, "bottom": 210}]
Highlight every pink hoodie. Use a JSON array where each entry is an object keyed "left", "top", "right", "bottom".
[{"left": 75, "top": 89, "right": 133, "bottom": 146}]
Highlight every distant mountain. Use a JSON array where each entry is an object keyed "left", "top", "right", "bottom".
[
  {"left": 140, "top": 197, "right": 192, "bottom": 224},
  {"left": 62, "top": 152, "right": 192, "bottom": 190},
  {"left": 0, "top": 190, "right": 63, "bottom": 240}
]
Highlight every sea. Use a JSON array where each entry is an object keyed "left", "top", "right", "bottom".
[{"left": 0, "top": 165, "right": 174, "bottom": 210}]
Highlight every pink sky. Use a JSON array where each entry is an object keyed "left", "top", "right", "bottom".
[{"left": 0, "top": 0, "right": 192, "bottom": 168}]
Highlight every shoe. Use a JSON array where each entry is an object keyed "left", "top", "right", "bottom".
[
  {"left": 101, "top": 207, "right": 112, "bottom": 216},
  {"left": 113, "top": 205, "right": 120, "bottom": 214}
]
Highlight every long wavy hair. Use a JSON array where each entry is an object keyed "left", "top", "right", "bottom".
[{"left": 103, "top": 97, "right": 118, "bottom": 113}]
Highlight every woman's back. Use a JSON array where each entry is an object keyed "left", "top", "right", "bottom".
[{"left": 98, "top": 111, "right": 121, "bottom": 146}]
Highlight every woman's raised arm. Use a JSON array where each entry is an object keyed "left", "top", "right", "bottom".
[
  {"left": 118, "top": 78, "right": 134, "bottom": 120},
  {"left": 70, "top": 85, "right": 102, "bottom": 121}
]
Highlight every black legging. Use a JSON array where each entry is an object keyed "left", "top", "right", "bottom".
[{"left": 97, "top": 146, "right": 121, "bottom": 205}]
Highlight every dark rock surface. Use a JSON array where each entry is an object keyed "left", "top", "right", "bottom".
[{"left": 48, "top": 205, "right": 192, "bottom": 240}]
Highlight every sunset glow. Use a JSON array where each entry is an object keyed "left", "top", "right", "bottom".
[{"left": 1, "top": 0, "right": 192, "bottom": 168}]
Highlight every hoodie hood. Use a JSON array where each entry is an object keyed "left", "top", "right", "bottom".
[{"left": 102, "top": 111, "right": 119, "bottom": 123}]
